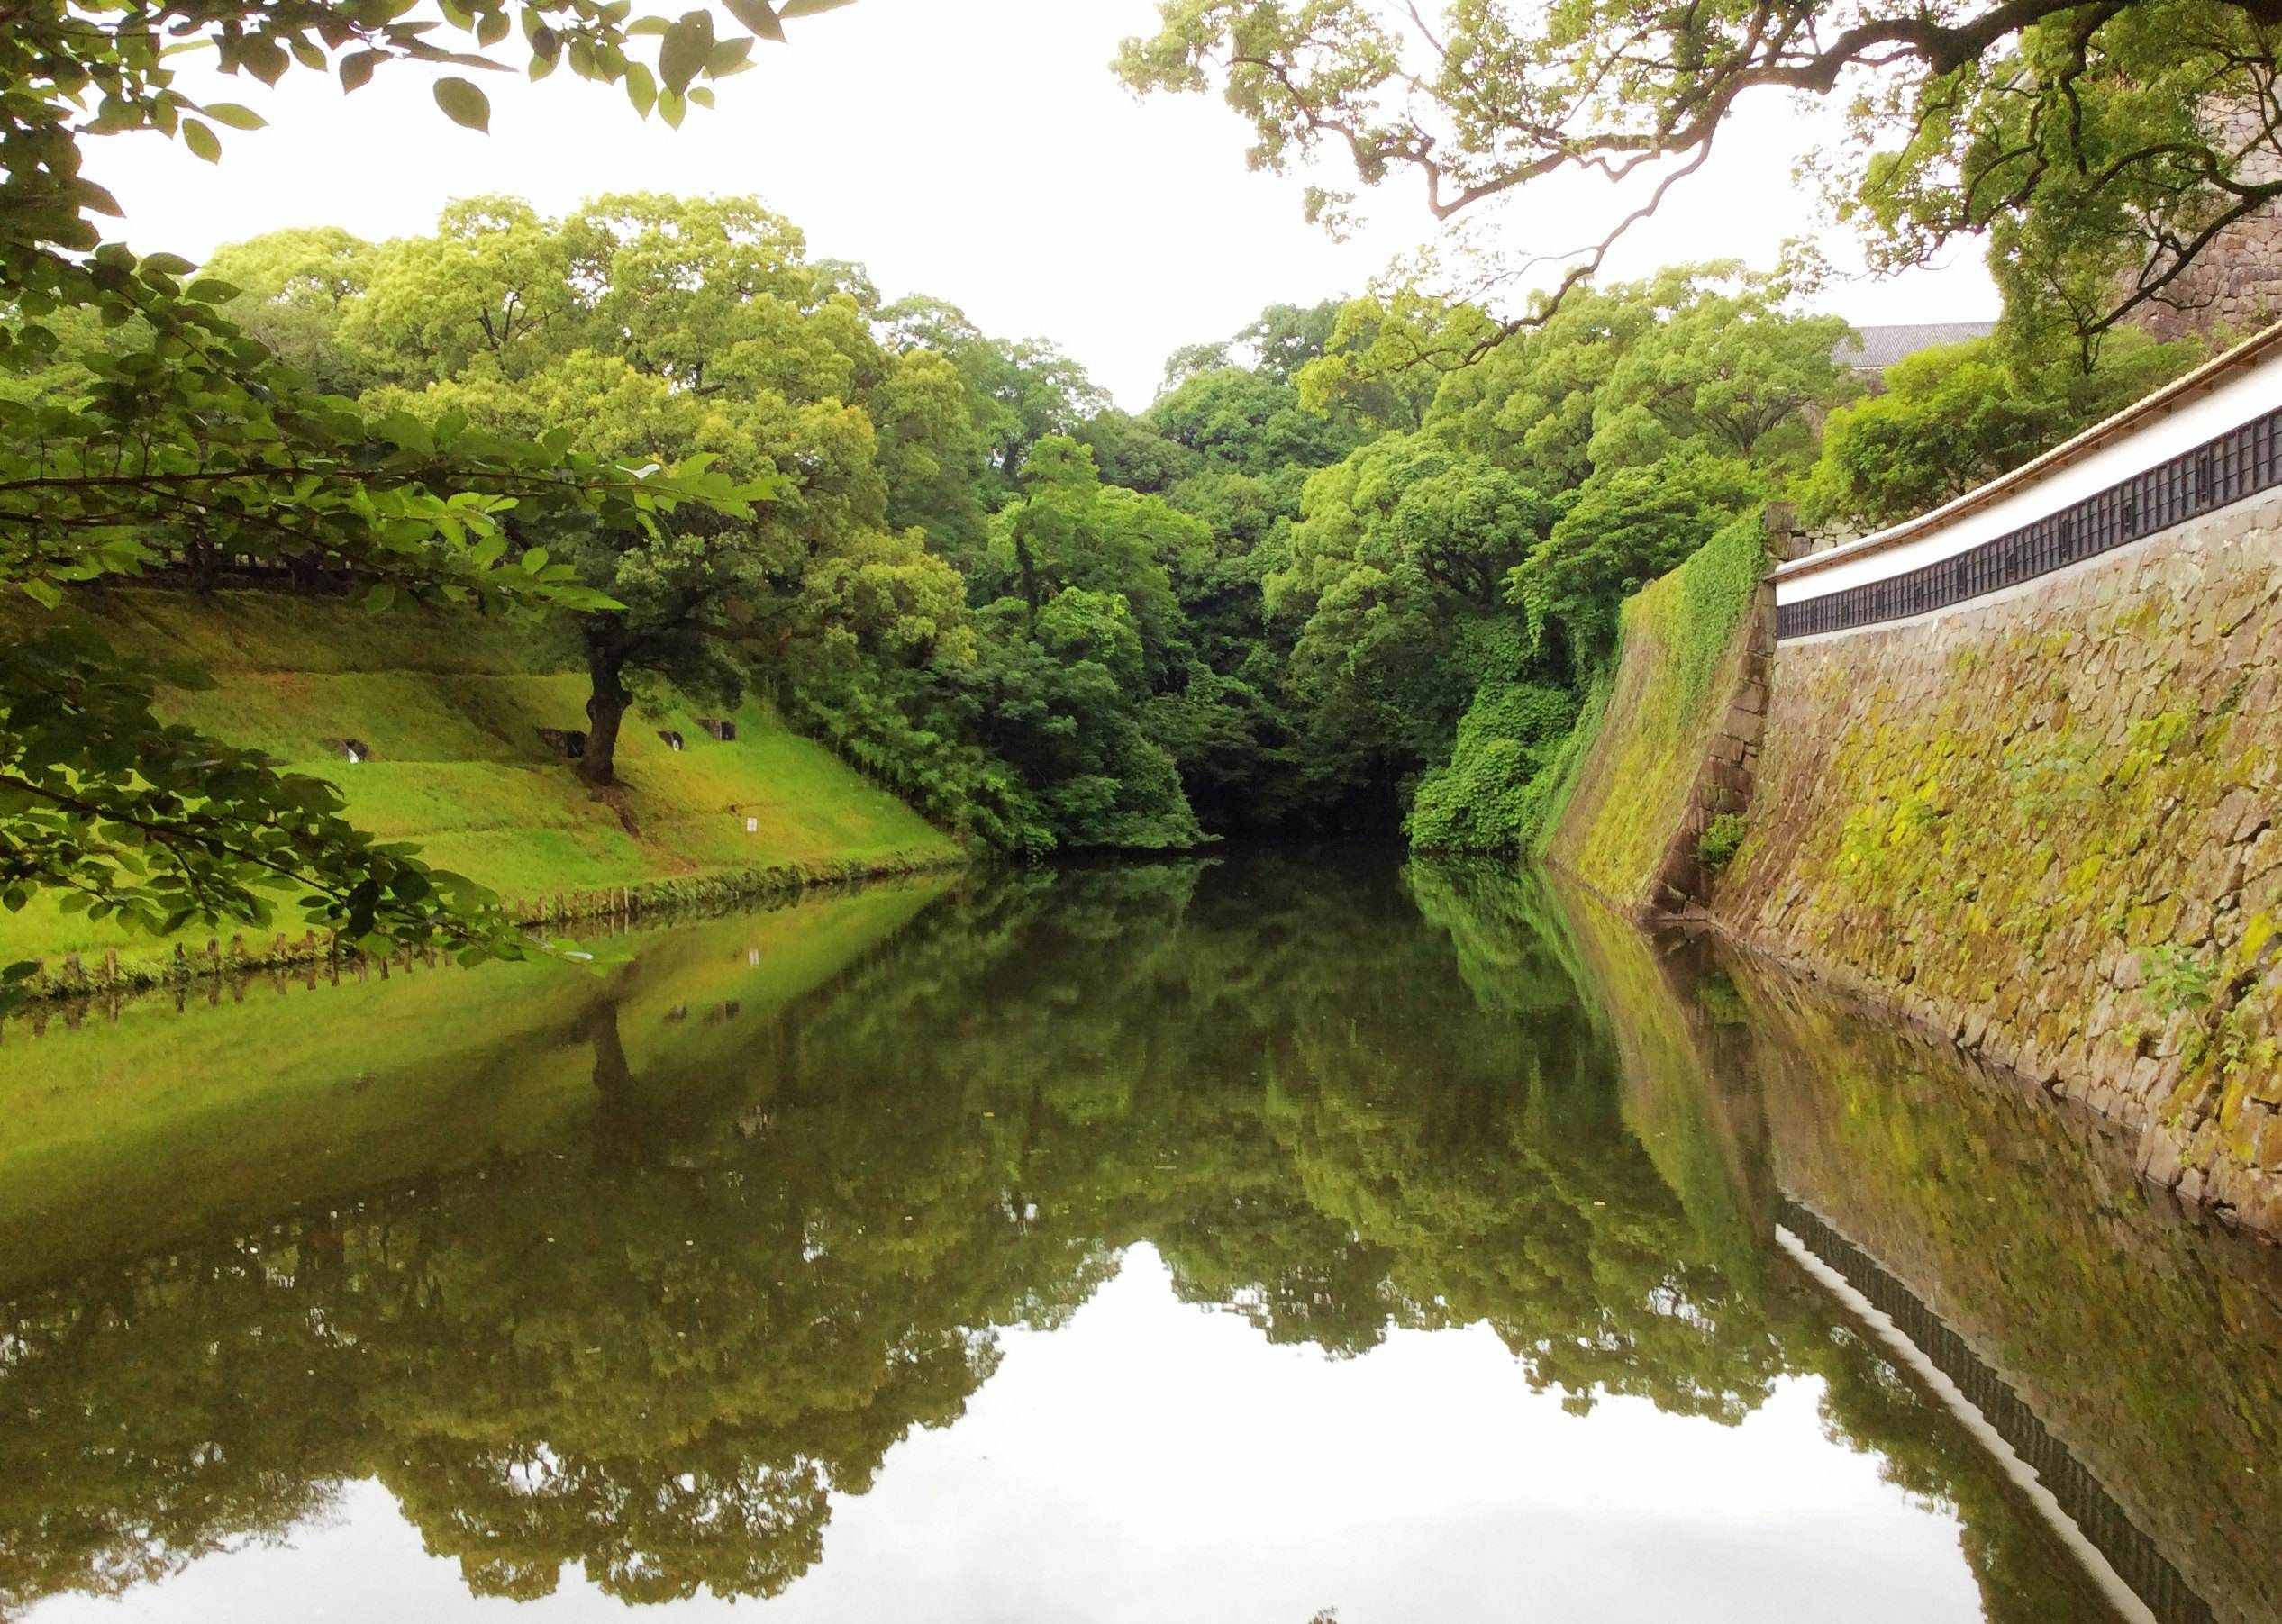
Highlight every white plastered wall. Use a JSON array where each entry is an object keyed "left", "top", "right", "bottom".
[{"left": 1775, "top": 349, "right": 2282, "bottom": 611}]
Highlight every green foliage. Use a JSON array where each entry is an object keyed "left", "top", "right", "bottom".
[
  {"left": 1662, "top": 514, "right": 1775, "bottom": 716},
  {"left": 2140, "top": 945, "right": 2220, "bottom": 1016},
  {"left": 346, "top": 192, "right": 959, "bottom": 785},
  {"left": 1698, "top": 814, "right": 1748, "bottom": 874},
  {"left": 1841, "top": 6, "right": 2282, "bottom": 357},
  {"left": 0, "top": 594, "right": 957, "bottom": 982},
  {"left": 877, "top": 297, "right": 1108, "bottom": 497},
  {"left": 966, "top": 586, "right": 1205, "bottom": 852},
  {"left": 1514, "top": 450, "right": 1764, "bottom": 667},
  {"left": 1800, "top": 331, "right": 2200, "bottom": 530},
  {"left": 1151, "top": 361, "right": 1370, "bottom": 480},
  {"left": 1541, "top": 517, "right": 1769, "bottom": 909},
  {"left": 1134, "top": 267, "right": 1838, "bottom": 847},
  {"left": 0, "top": 0, "right": 856, "bottom": 988},
  {"left": 1117, "top": 0, "right": 2282, "bottom": 357},
  {"left": 1406, "top": 676, "right": 1578, "bottom": 852}
]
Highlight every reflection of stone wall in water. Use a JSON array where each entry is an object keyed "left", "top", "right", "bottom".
[
  {"left": 1717, "top": 497, "right": 2282, "bottom": 1236},
  {"left": 1541, "top": 878, "right": 2192, "bottom": 1623},
  {"left": 1543, "top": 872, "right": 1772, "bottom": 1274},
  {"left": 1717, "top": 954, "right": 2282, "bottom": 1624}
]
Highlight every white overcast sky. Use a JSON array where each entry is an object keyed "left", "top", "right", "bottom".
[{"left": 88, "top": 0, "right": 1998, "bottom": 408}]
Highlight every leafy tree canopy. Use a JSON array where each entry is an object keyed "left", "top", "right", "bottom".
[
  {"left": 0, "top": 0, "right": 858, "bottom": 986},
  {"left": 1116, "top": 0, "right": 2282, "bottom": 358},
  {"left": 1799, "top": 329, "right": 2198, "bottom": 529}
]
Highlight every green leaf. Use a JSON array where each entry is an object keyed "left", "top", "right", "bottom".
[
  {"left": 202, "top": 101, "right": 268, "bottom": 130},
  {"left": 240, "top": 38, "right": 291, "bottom": 85},
  {"left": 624, "top": 60, "right": 657, "bottom": 117},
  {"left": 477, "top": 8, "right": 511, "bottom": 47},
  {"left": 181, "top": 119, "right": 222, "bottom": 162},
  {"left": 70, "top": 177, "right": 126, "bottom": 216},
  {"left": 433, "top": 76, "right": 491, "bottom": 131},
  {"left": 340, "top": 49, "right": 383, "bottom": 91},
  {"left": 377, "top": 410, "right": 434, "bottom": 455},
  {"left": 722, "top": 0, "right": 785, "bottom": 41},
  {"left": 20, "top": 578, "right": 61, "bottom": 610},
  {"left": 777, "top": 0, "right": 856, "bottom": 15},
  {"left": 657, "top": 10, "right": 714, "bottom": 93}
]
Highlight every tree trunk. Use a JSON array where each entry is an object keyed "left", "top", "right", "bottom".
[{"left": 580, "top": 628, "right": 631, "bottom": 787}]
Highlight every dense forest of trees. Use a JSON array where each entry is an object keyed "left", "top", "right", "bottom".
[{"left": 20, "top": 207, "right": 2198, "bottom": 869}]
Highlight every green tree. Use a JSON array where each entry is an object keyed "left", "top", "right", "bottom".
[
  {"left": 0, "top": 0, "right": 851, "bottom": 981},
  {"left": 1512, "top": 451, "right": 1765, "bottom": 667},
  {"left": 349, "top": 195, "right": 962, "bottom": 787},
  {"left": 1116, "top": 0, "right": 2282, "bottom": 356},
  {"left": 1072, "top": 408, "right": 1202, "bottom": 495},
  {"left": 1255, "top": 268, "right": 1836, "bottom": 841},
  {"left": 875, "top": 298, "right": 1108, "bottom": 500},
  {"left": 959, "top": 439, "right": 1209, "bottom": 848},
  {"left": 1268, "top": 435, "right": 1558, "bottom": 811},
  {"left": 1800, "top": 331, "right": 2198, "bottom": 529},
  {"left": 200, "top": 227, "right": 379, "bottom": 395}
]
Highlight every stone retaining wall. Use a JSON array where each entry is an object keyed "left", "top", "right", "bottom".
[
  {"left": 1545, "top": 519, "right": 1771, "bottom": 915},
  {"left": 1714, "top": 498, "right": 2282, "bottom": 1236}
]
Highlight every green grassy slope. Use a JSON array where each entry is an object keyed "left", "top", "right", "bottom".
[{"left": 2, "top": 590, "right": 961, "bottom": 981}]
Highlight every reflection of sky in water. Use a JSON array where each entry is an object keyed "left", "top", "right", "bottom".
[{"left": 29, "top": 1246, "right": 1983, "bottom": 1624}]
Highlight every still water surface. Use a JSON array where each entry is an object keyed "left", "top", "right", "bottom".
[{"left": 3, "top": 855, "right": 2278, "bottom": 1623}]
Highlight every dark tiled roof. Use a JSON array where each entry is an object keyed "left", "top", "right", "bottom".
[{"left": 1832, "top": 321, "right": 1998, "bottom": 371}]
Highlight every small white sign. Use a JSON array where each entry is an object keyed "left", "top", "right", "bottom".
[{"left": 744, "top": 816, "right": 759, "bottom": 834}]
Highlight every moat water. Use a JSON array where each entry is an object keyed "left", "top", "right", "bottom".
[{"left": 3, "top": 853, "right": 2278, "bottom": 1623}]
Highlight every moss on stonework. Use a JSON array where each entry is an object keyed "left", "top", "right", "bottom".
[
  {"left": 1715, "top": 522, "right": 2282, "bottom": 1222},
  {"left": 1544, "top": 517, "right": 1767, "bottom": 910}
]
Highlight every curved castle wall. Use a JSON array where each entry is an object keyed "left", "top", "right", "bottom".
[{"left": 1714, "top": 329, "right": 2282, "bottom": 1236}]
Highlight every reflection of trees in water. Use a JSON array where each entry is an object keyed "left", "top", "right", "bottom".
[{"left": 0, "top": 854, "right": 2116, "bottom": 1619}]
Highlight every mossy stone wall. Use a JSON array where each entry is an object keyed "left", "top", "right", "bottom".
[
  {"left": 1545, "top": 518, "right": 1771, "bottom": 914},
  {"left": 1716, "top": 500, "right": 2282, "bottom": 1236}
]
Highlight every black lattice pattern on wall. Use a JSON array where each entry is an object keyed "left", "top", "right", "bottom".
[
  {"left": 1778, "top": 407, "right": 2282, "bottom": 640},
  {"left": 1780, "top": 1198, "right": 2214, "bottom": 1624}
]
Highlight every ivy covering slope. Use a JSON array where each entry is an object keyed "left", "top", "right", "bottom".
[{"left": 1540, "top": 517, "right": 1768, "bottom": 910}]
